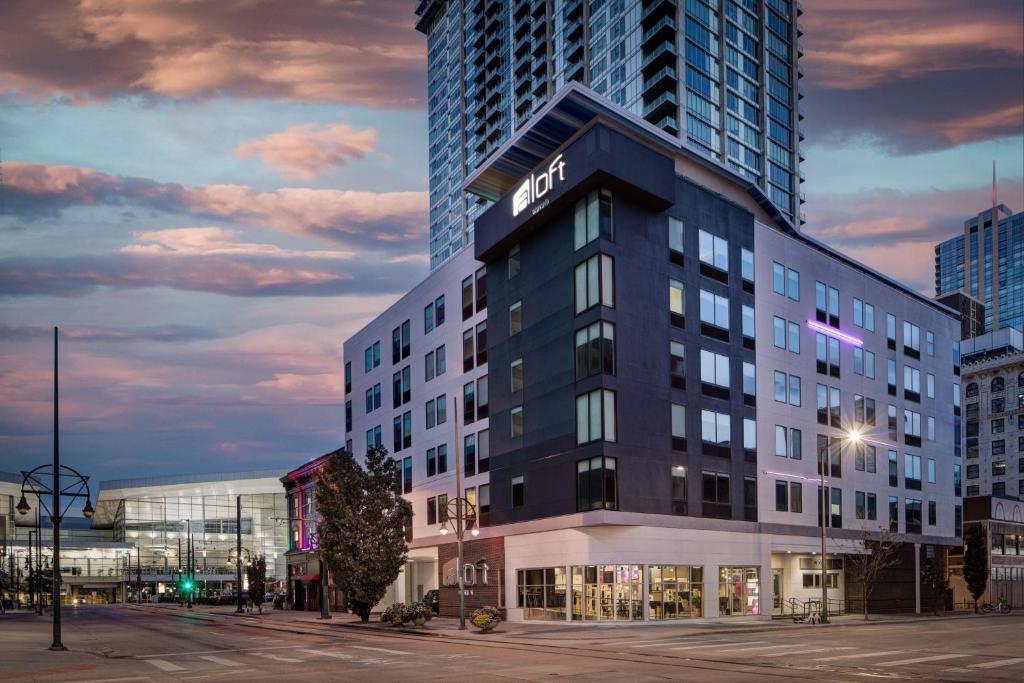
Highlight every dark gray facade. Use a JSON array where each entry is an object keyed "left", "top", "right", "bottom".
[{"left": 479, "top": 123, "right": 758, "bottom": 525}]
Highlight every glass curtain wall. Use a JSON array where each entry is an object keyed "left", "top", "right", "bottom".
[{"left": 648, "top": 565, "right": 704, "bottom": 618}]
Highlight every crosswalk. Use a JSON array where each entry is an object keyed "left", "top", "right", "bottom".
[
  {"left": 138, "top": 643, "right": 473, "bottom": 677},
  {"left": 620, "top": 636, "right": 1024, "bottom": 674}
]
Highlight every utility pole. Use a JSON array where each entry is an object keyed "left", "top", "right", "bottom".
[
  {"left": 136, "top": 547, "right": 141, "bottom": 604},
  {"left": 50, "top": 327, "right": 65, "bottom": 651},
  {"left": 235, "top": 496, "right": 243, "bottom": 613}
]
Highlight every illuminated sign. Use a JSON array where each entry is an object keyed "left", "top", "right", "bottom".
[
  {"left": 512, "top": 153, "right": 566, "bottom": 217},
  {"left": 441, "top": 558, "right": 491, "bottom": 587}
]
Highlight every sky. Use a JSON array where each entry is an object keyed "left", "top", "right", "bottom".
[{"left": 1, "top": 0, "right": 1022, "bottom": 486}]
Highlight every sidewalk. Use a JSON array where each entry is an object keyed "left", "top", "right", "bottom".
[{"left": 129, "top": 602, "right": 986, "bottom": 643}]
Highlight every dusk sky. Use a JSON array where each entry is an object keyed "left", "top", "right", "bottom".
[{"left": 1, "top": 0, "right": 1022, "bottom": 486}]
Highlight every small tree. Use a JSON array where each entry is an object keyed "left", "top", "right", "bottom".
[
  {"left": 246, "top": 555, "right": 267, "bottom": 614},
  {"left": 963, "top": 525, "right": 988, "bottom": 613},
  {"left": 920, "top": 557, "right": 949, "bottom": 615},
  {"left": 845, "top": 529, "right": 903, "bottom": 620},
  {"left": 317, "top": 446, "right": 412, "bottom": 622}
]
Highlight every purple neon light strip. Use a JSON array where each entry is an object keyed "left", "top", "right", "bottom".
[{"left": 806, "top": 319, "right": 863, "bottom": 347}]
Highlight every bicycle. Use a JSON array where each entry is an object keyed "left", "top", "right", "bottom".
[{"left": 981, "top": 597, "right": 1012, "bottom": 614}]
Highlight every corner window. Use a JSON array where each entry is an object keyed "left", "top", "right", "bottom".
[
  {"left": 574, "top": 254, "right": 614, "bottom": 314},
  {"left": 575, "top": 321, "right": 615, "bottom": 380},
  {"left": 577, "top": 456, "right": 617, "bottom": 511},
  {"left": 576, "top": 389, "right": 616, "bottom": 444},
  {"left": 574, "top": 188, "right": 613, "bottom": 250}
]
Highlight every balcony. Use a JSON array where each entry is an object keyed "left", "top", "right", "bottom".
[
  {"left": 641, "top": 41, "right": 677, "bottom": 75},
  {"left": 644, "top": 65, "right": 677, "bottom": 94},
  {"left": 641, "top": 0, "right": 677, "bottom": 25},
  {"left": 643, "top": 89, "right": 678, "bottom": 120},
  {"left": 642, "top": 16, "right": 676, "bottom": 46}
]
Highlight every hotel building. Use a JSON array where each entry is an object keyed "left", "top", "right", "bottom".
[
  {"left": 342, "top": 85, "right": 961, "bottom": 621},
  {"left": 415, "top": 0, "right": 806, "bottom": 271}
]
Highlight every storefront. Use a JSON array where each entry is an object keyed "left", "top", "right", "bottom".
[{"left": 718, "top": 567, "right": 761, "bottom": 616}]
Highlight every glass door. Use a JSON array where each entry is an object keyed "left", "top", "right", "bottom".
[{"left": 772, "top": 568, "right": 784, "bottom": 615}]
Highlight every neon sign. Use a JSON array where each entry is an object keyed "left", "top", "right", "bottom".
[
  {"left": 512, "top": 153, "right": 566, "bottom": 217},
  {"left": 806, "top": 319, "right": 863, "bottom": 347}
]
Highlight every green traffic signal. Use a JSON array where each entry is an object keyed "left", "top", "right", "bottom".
[{"left": 182, "top": 580, "right": 194, "bottom": 591}]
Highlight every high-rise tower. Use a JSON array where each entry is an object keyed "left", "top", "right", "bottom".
[{"left": 416, "top": 0, "right": 805, "bottom": 271}]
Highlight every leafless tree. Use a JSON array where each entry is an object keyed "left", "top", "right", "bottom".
[{"left": 844, "top": 528, "right": 903, "bottom": 620}]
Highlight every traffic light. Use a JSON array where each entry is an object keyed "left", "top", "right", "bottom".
[{"left": 182, "top": 579, "right": 194, "bottom": 591}]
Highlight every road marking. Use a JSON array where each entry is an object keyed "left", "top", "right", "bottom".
[
  {"left": 147, "top": 659, "right": 186, "bottom": 672},
  {"left": 299, "top": 648, "right": 354, "bottom": 660},
  {"left": 875, "top": 654, "right": 969, "bottom": 667},
  {"left": 670, "top": 640, "right": 766, "bottom": 651},
  {"left": 758, "top": 647, "right": 853, "bottom": 658},
  {"left": 352, "top": 645, "right": 412, "bottom": 655},
  {"left": 631, "top": 639, "right": 731, "bottom": 649},
  {"left": 732, "top": 644, "right": 809, "bottom": 652},
  {"left": 814, "top": 651, "right": 904, "bottom": 662},
  {"left": 968, "top": 657, "right": 1024, "bottom": 669},
  {"left": 199, "top": 655, "right": 243, "bottom": 667},
  {"left": 253, "top": 653, "right": 305, "bottom": 663}
]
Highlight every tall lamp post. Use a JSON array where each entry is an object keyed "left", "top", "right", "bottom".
[
  {"left": 438, "top": 403, "right": 479, "bottom": 630},
  {"left": 818, "top": 428, "right": 864, "bottom": 624}
]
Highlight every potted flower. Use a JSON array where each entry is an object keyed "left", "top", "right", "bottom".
[
  {"left": 381, "top": 602, "right": 407, "bottom": 626},
  {"left": 404, "top": 601, "right": 429, "bottom": 627},
  {"left": 471, "top": 606, "right": 500, "bottom": 632}
]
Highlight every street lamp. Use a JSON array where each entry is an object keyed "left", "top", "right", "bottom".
[{"left": 440, "top": 402, "right": 480, "bottom": 631}]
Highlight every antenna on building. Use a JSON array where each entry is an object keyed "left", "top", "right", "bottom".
[{"left": 992, "top": 160, "right": 997, "bottom": 207}]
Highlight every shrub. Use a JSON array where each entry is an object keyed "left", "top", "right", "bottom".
[
  {"left": 403, "top": 601, "right": 429, "bottom": 623},
  {"left": 380, "top": 602, "right": 407, "bottom": 625}
]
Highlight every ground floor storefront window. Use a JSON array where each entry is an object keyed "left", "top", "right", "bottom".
[
  {"left": 570, "top": 564, "right": 642, "bottom": 621},
  {"left": 719, "top": 567, "right": 760, "bottom": 616},
  {"left": 517, "top": 567, "right": 566, "bottom": 620},
  {"left": 649, "top": 565, "right": 703, "bottom": 619}
]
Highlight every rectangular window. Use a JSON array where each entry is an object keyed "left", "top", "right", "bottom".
[
  {"left": 427, "top": 497, "right": 437, "bottom": 524},
  {"left": 669, "top": 279, "right": 685, "bottom": 327},
  {"left": 742, "top": 305, "right": 755, "bottom": 338},
  {"left": 671, "top": 403, "right": 686, "bottom": 449},
  {"left": 791, "top": 482, "right": 803, "bottom": 513},
  {"left": 509, "top": 301, "right": 522, "bottom": 335},
  {"left": 788, "top": 321, "right": 800, "bottom": 353},
  {"left": 437, "top": 444, "right": 447, "bottom": 473},
  {"left": 574, "top": 254, "right": 614, "bottom": 313},
  {"left": 787, "top": 268, "right": 800, "bottom": 300},
  {"left": 462, "top": 275, "right": 473, "bottom": 320},
  {"left": 701, "top": 410, "right": 731, "bottom": 445},
  {"left": 463, "top": 381, "right": 475, "bottom": 424},
  {"left": 511, "top": 358, "right": 523, "bottom": 392},
  {"left": 671, "top": 342, "right": 687, "bottom": 389},
  {"left": 435, "top": 295, "right": 445, "bottom": 326},
  {"left": 344, "top": 361, "right": 351, "bottom": 394},
  {"left": 903, "top": 321, "right": 920, "bottom": 353},
  {"left": 926, "top": 330, "right": 934, "bottom": 356},
  {"left": 436, "top": 394, "right": 447, "bottom": 425},
  {"left": 700, "top": 350, "right": 730, "bottom": 388},
  {"left": 427, "top": 447, "right": 436, "bottom": 477},
  {"left": 698, "top": 229, "right": 728, "bottom": 271},
  {"left": 575, "top": 321, "right": 615, "bottom": 380},
  {"left": 477, "top": 375, "right": 489, "bottom": 419},
  {"left": 867, "top": 493, "right": 877, "bottom": 520},
  {"left": 424, "top": 301, "right": 435, "bottom": 334},
  {"left": 508, "top": 244, "right": 520, "bottom": 279},
  {"left": 774, "top": 316, "right": 786, "bottom": 349},
  {"left": 478, "top": 429, "right": 489, "bottom": 474},
  {"left": 774, "top": 371, "right": 787, "bottom": 403},
  {"left": 463, "top": 329, "right": 474, "bottom": 372},
  {"left": 425, "top": 351, "right": 435, "bottom": 382},
  {"left": 577, "top": 456, "right": 617, "bottom": 511},
  {"left": 886, "top": 313, "right": 896, "bottom": 347},
  {"left": 928, "top": 501, "right": 936, "bottom": 526},
  {"left": 574, "top": 188, "right": 613, "bottom": 250},
  {"left": 671, "top": 466, "right": 688, "bottom": 514},
  {"left": 669, "top": 217, "right": 685, "bottom": 262},
  {"left": 773, "top": 262, "right": 786, "bottom": 295},
  {"left": 576, "top": 389, "right": 617, "bottom": 444},
  {"left": 702, "top": 471, "right": 730, "bottom": 504},
  {"left": 464, "top": 433, "right": 476, "bottom": 477},
  {"left": 856, "top": 491, "right": 866, "bottom": 520},
  {"left": 741, "top": 248, "right": 754, "bottom": 282},
  {"left": 888, "top": 495, "right": 899, "bottom": 532},
  {"left": 853, "top": 298, "right": 863, "bottom": 327},
  {"left": 743, "top": 362, "right": 755, "bottom": 398},
  {"left": 511, "top": 475, "right": 525, "bottom": 507},
  {"left": 776, "top": 480, "right": 789, "bottom": 512},
  {"left": 926, "top": 373, "right": 935, "bottom": 399},
  {"left": 699, "top": 290, "right": 729, "bottom": 329},
  {"left": 475, "top": 267, "right": 486, "bottom": 314},
  {"left": 744, "top": 419, "right": 756, "bottom": 451},
  {"left": 425, "top": 399, "right": 435, "bottom": 429},
  {"left": 511, "top": 406, "right": 524, "bottom": 438},
  {"left": 476, "top": 321, "right": 487, "bottom": 365},
  {"left": 402, "top": 456, "right": 412, "bottom": 494},
  {"left": 905, "top": 453, "right": 922, "bottom": 489},
  {"left": 905, "top": 498, "right": 922, "bottom": 534}
]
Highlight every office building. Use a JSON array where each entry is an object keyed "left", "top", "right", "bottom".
[
  {"left": 415, "top": 0, "right": 805, "bottom": 271},
  {"left": 935, "top": 204, "right": 1024, "bottom": 335},
  {"left": 343, "top": 85, "right": 960, "bottom": 621},
  {"left": 960, "top": 329, "right": 1024, "bottom": 499},
  {"left": 936, "top": 291, "right": 985, "bottom": 341},
  {"left": 948, "top": 494, "right": 1024, "bottom": 608}
]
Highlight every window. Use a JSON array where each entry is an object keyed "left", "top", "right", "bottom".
[
  {"left": 576, "top": 322, "right": 615, "bottom": 380},
  {"left": 865, "top": 350, "right": 875, "bottom": 379},
  {"left": 702, "top": 471, "right": 731, "bottom": 504},
  {"left": 773, "top": 316, "right": 786, "bottom": 349},
  {"left": 927, "top": 416, "right": 935, "bottom": 441},
  {"left": 775, "top": 426, "right": 802, "bottom": 459},
  {"left": 953, "top": 463, "right": 961, "bottom": 497},
  {"left": 741, "top": 248, "right": 754, "bottom": 282},
  {"left": 476, "top": 321, "right": 487, "bottom": 365},
  {"left": 424, "top": 301, "right": 435, "bottom": 333},
  {"left": 776, "top": 480, "right": 790, "bottom": 512},
  {"left": 511, "top": 406, "right": 524, "bottom": 438},
  {"left": 476, "top": 375, "right": 488, "bottom": 419},
  {"left": 577, "top": 456, "right": 617, "bottom": 511},
  {"left": 700, "top": 350, "right": 730, "bottom": 388},
  {"left": 427, "top": 447, "right": 437, "bottom": 477},
  {"left": 905, "top": 498, "right": 922, "bottom": 534},
  {"left": 699, "top": 290, "right": 729, "bottom": 329},
  {"left": 742, "top": 362, "right": 755, "bottom": 398},
  {"left": 427, "top": 497, "right": 437, "bottom": 525},
  {"left": 511, "top": 358, "right": 523, "bottom": 392},
  {"left": 669, "top": 279, "right": 685, "bottom": 327},
  {"left": 344, "top": 361, "right": 351, "bottom": 394},
  {"left": 576, "top": 389, "right": 616, "bottom": 444},
  {"left": 574, "top": 188, "right": 613, "bottom": 250},
  {"left": 392, "top": 366, "right": 411, "bottom": 408},
  {"left": 888, "top": 404, "right": 898, "bottom": 440},
  {"left": 463, "top": 381, "right": 475, "bottom": 424},
  {"left": 391, "top": 320, "right": 411, "bottom": 363},
  {"left": 671, "top": 403, "right": 686, "bottom": 449},
  {"left": 574, "top": 254, "right": 614, "bottom": 313},
  {"left": 853, "top": 298, "right": 864, "bottom": 327},
  {"left": 509, "top": 301, "right": 523, "bottom": 335},
  {"left": 905, "top": 453, "right": 922, "bottom": 489},
  {"left": 508, "top": 244, "right": 521, "bottom": 279},
  {"left": 701, "top": 410, "right": 731, "bottom": 445},
  {"left": 742, "top": 305, "right": 755, "bottom": 339},
  {"left": 927, "top": 458, "right": 936, "bottom": 484},
  {"left": 435, "top": 345, "right": 446, "bottom": 376},
  {"left": 867, "top": 493, "right": 877, "bottom": 520},
  {"left": 345, "top": 400, "right": 352, "bottom": 432},
  {"left": 925, "top": 330, "right": 934, "bottom": 356},
  {"left": 773, "top": 262, "right": 786, "bottom": 295},
  {"left": 904, "top": 409, "right": 921, "bottom": 438},
  {"left": 366, "top": 425, "right": 382, "bottom": 449},
  {"left": 464, "top": 433, "right": 476, "bottom": 477},
  {"left": 774, "top": 371, "right": 786, "bottom": 403},
  {"left": 425, "top": 350, "right": 435, "bottom": 382},
  {"left": 788, "top": 321, "right": 800, "bottom": 353},
  {"left": 865, "top": 303, "right": 875, "bottom": 331},
  {"left": 365, "top": 383, "right": 381, "bottom": 413},
  {"left": 477, "top": 429, "right": 489, "bottom": 474},
  {"left": 904, "top": 365, "right": 921, "bottom": 399},
  {"left": 886, "top": 313, "right": 896, "bottom": 347},
  {"left": 698, "top": 229, "right": 728, "bottom": 271},
  {"left": 903, "top": 321, "right": 920, "bottom": 354},
  {"left": 364, "top": 341, "right": 380, "bottom": 372},
  {"left": 669, "top": 217, "right": 684, "bottom": 262},
  {"left": 463, "top": 329, "right": 474, "bottom": 372},
  {"left": 888, "top": 495, "right": 899, "bottom": 532},
  {"left": 856, "top": 491, "right": 866, "bottom": 519},
  {"left": 744, "top": 418, "right": 756, "bottom": 451},
  {"left": 475, "top": 266, "right": 486, "bottom": 314},
  {"left": 393, "top": 412, "right": 412, "bottom": 453},
  {"left": 511, "top": 475, "right": 525, "bottom": 507},
  {"left": 787, "top": 268, "right": 800, "bottom": 300},
  {"left": 993, "top": 460, "right": 1007, "bottom": 476},
  {"left": 462, "top": 275, "right": 474, "bottom": 320},
  {"left": 815, "top": 281, "right": 827, "bottom": 321},
  {"left": 425, "top": 398, "right": 436, "bottom": 429},
  {"left": 671, "top": 342, "right": 687, "bottom": 389},
  {"left": 926, "top": 372, "right": 935, "bottom": 399},
  {"left": 671, "top": 466, "right": 688, "bottom": 514}
]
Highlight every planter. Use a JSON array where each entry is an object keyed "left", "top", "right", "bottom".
[{"left": 412, "top": 616, "right": 426, "bottom": 627}]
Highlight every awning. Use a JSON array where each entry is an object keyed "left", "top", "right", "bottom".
[{"left": 296, "top": 574, "right": 320, "bottom": 582}]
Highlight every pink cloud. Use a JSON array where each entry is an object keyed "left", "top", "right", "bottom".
[
  {"left": 121, "top": 227, "right": 355, "bottom": 259},
  {"left": 235, "top": 121, "right": 379, "bottom": 180},
  {"left": 0, "top": 0, "right": 425, "bottom": 107}
]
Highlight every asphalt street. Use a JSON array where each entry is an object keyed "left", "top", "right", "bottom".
[{"left": 1, "top": 606, "right": 1022, "bottom": 682}]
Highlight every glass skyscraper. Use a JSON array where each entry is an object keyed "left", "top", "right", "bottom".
[
  {"left": 935, "top": 204, "right": 1024, "bottom": 335},
  {"left": 415, "top": 0, "right": 805, "bottom": 270}
]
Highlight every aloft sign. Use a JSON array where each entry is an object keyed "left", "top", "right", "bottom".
[{"left": 512, "top": 153, "right": 566, "bottom": 217}]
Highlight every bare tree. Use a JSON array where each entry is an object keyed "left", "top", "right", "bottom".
[{"left": 845, "top": 528, "right": 903, "bottom": 620}]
